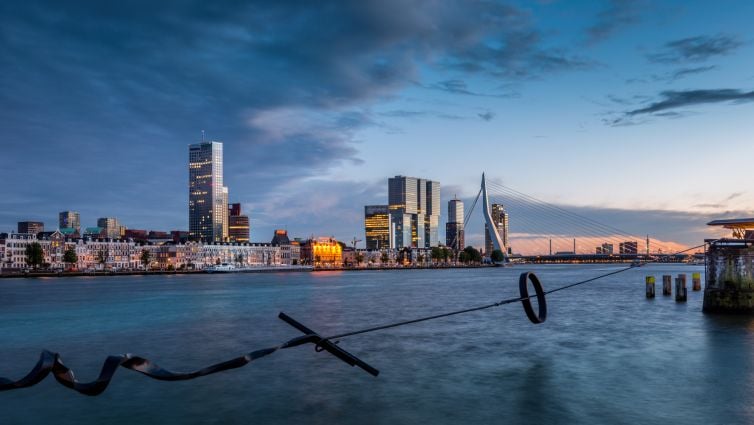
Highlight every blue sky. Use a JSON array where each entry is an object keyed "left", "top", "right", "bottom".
[{"left": 1, "top": 0, "right": 753, "bottom": 248}]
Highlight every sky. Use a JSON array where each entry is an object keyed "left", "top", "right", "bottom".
[{"left": 1, "top": 0, "right": 753, "bottom": 249}]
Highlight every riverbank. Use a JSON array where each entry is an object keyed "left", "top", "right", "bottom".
[{"left": 0, "top": 264, "right": 495, "bottom": 278}]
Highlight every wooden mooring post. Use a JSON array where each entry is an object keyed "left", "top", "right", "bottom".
[
  {"left": 645, "top": 276, "right": 655, "bottom": 298},
  {"left": 662, "top": 275, "right": 672, "bottom": 296},
  {"left": 675, "top": 274, "right": 687, "bottom": 302},
  {"left": 692, "top": 272, "right": 702, "bottom": 291}
]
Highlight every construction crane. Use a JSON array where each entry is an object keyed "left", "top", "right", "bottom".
[{"left": 351, "top": 237, "right": 362, "bottom": 249}]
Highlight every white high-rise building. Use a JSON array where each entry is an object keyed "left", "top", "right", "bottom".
[{"left": 189, "top": 141, "right": 226, "bottom": 242}]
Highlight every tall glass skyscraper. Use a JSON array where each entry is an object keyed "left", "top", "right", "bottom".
[
  {"left": 388, "top": 175, "right": 440, "bottom": 248},
  {"left": 446, "top": 198, "right": 464, "bottom": 250},
  {"left": 189, "top": 141, "right": 227, "bottom": 242}
]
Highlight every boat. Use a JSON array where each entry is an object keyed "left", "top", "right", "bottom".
[{"left": 206, "top": 263, "right": 236, "bottom": 273}]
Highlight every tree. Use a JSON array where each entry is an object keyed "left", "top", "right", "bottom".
[
  {"left": 215, "top": 258, "right": 221, "bottom": 265},
  {"left": 491, "top": 249, "right": 505, "bottom": 263},
  {"left": 431, "top": 247, "right": 442, "bottom": 263},
  {"left": 417, "top": 254, "right": 424, "bottom": 265},
  {"left": 63, "top": 248, "right": 78, "bottom": 268},
  {"left": 25, "top": 243, "right": 44, "bottom": 270},
  {"left": 236, "top": 253, "right": 244, "bottom": 265},
  {"left": 355, "top": 253, "right": 364, "bottom": 266},
  {"left": 463, "top": 246, "right": 482, "bottom": 264},
  {"left": 458, "top": 251, "right": 469, "bottom": 264},
  {"left": 140, "top": 249, "right": 151, "bottom": 269},
  {"left": 380, "top": 252, "right": 390, "bottom": 265},
  {"left": 442, "top": 247, "right": 450, "bottom": 262}
]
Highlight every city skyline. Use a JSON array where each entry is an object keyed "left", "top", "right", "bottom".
[{"left": 2, "top": 1, "right": 753, "bottom": 247}]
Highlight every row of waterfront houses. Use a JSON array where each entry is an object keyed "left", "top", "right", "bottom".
[
  {"left": 0, "top": 230, "right": 295, "bottom": 271},
  {"left": 0, "top": 230, "right": 458, "bottom": 272}
]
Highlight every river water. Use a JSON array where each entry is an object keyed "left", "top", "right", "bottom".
[{"left": 1, "top": 264, "right": 752, "bottom": 424}]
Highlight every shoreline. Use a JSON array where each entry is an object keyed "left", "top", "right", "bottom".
[{"left": 0, "top": 262, "right": 702, "bottom": 279}]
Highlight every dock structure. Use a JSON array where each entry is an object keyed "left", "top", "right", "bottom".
[{"left": 703, "top": 218, "right": 754, "bottom": 313}]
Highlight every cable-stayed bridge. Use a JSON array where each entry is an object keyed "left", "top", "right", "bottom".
[{"left": 464, "top": 174, "right": 697, "bottom": 263}]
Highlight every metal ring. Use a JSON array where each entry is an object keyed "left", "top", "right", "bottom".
[{"left": 519, "top": 272, "right": 547, "bottom": 324}]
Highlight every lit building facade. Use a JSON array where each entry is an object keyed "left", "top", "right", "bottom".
[
  {"left": 228, "top": 203, "right": 250, "bottom": 243},
  {"left": 59, "top": 211, "right": 80, "bottom": 233},
  {"left": 485, "top": 203, "right": 509, "bottom": 255},
  {"left": 17, "top": 221, "right": 44, "bottom": 235},
  {"left": 388, "top": 176, "right": 440, "bottom": 249},
  {"left": 189, "top": 141, "right": 226, "bottom": 242},
  {"left": 301, "top": 237, "right": 343, "bottom": 267},
  {"left": 364, "top": 205, "right": 390, "bottom": 250}
]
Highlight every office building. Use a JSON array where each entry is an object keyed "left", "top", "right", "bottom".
[
  {"left": 619, "top": 241, "right": 638, "bottom": 255},
  {"left": 59, "top": 211, "right": 81, "bottom": 233},
  {"left": 364, "top": 205, "right": 390, "bottom": 250},
  {"left": 188, "top": 141, "right": 226, "bottom": 242},
  {"left": 596, "top": 243, "right": 614, "bottom": 255},
  {"left": 485, "top": 203, "right": 509, "bottom": 255},
  {"left": 18, "top": 221, "right": 44, "bottom": 235},
  {"left": 96, "top": 217, "right": 122, "bottom": 239},
  {"left": 228, "top": 203, "right": 250, "bottom": 243},
  {"left": 387, "top": 175, "right": 440, "bottom": 249},
  {"left": 445, "top": 198, "right": 464, "bottom": 250}
]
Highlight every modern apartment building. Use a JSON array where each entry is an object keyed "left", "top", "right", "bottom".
[{"left": 364, "top": 205, "right": 390, "bottom": 250}]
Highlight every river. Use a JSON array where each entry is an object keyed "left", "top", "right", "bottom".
[{"left": 1, "top": 264, "right": 752, "bottom": 424}]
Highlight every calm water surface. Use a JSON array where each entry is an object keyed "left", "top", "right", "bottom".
[{"left": 1, "top": 265, "right": 752, "bottom": 424}]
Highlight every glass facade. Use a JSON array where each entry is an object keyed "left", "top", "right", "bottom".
[
  {"left": 387, "top": 176, "right": 440, "bottom": 249},
  {"left": 189, "top": 142, "right": 226, "bottom": 242},
  {"left": 446, "top": 198, "right": 464, "bottom": 250},
  {"left": 58, "top": 211, "right": 80, "bottom": 233},
  {"left": 364, "top": 205, "right": 390, "bottom": 250}
]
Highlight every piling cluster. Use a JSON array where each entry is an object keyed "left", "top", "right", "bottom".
[{"left": 646, "top": 273, "right": 701, "bottom": 302}]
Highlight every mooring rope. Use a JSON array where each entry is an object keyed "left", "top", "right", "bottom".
[{"left": 0, "top": 242, "right": 708, "bottom": 396}]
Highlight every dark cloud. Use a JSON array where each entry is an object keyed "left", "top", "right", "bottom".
[
  {"left": 647, "top": 34, "right": 743, "bottom": 63},
  {"left": 0, "top": 0, "right": 592, "bottom": 232},
  {"left": 477, "top": 111, "right": 495, "bottom": 121},
  {"left": 605, "top": 88, "right": 754, "bottom": 125},
  {"left": 586, "top": 0, "right": 643, "bottom": 43},
  {"left": 627, "top": 89, "right": 754, "bottom": 116}
]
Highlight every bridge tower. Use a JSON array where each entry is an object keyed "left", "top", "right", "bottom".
[{"left": 481, "top": 173, "right": 508, "bottom": 261}]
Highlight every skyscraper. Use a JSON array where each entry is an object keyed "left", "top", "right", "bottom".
[
  {"left": 18, "top": 221, "right": 44, "bottom": 235},
  {"left": 59, "top": 211, "right": 80, "bottom": 233},
  {"left": 97, "top": 217, "right": 122, "bottom": 239},
  {"left": 228, "top": 203, "right": 250, "bottom": 243},
  {"left": 445, "top": 198, "right": 464, "bottom": 250},
  {"left": 364, "top": 205, "right": 390, "bottom": 250},
  {"left": 388, "top": 175, "right": 440, "bottom": 249},
  {"left": 189, "top": 141, "right": 226, "bottom": 242},
  {"left": 485, "top": 203, "right": 509, "bottom": 255}
]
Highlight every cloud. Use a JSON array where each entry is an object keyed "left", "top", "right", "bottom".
[
  {"left": 586, "top": 0, "right": 644, "bottom": 43},
  {"left": 425, "top": 79, "right": 518, "bottom": 97},
  {"left": 0, "top": 0, "right": 596, "bottom": 232},
  {"left": 605, "top": 88, "right": 754, "bottom": 125},
  {"left": 477, "top": 111, "right": 495, "bottom": 121},
  {"left": 647, "top": 34, "right": 743, "bottom": 63},
  {"left": 627, "top": 89, "right": 754, "bottom": 116}
]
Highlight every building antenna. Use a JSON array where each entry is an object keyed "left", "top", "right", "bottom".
[{"left": 201, "top": 130, "right": 205, "bottom": 142}]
